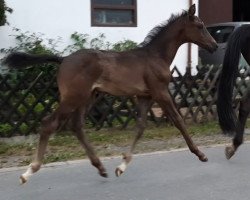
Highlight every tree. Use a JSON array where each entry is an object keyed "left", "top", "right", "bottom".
[{"left": 0, "top": 0, "right": 13, "bottom": 26}]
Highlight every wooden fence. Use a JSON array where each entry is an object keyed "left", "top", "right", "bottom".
[{"left": 0, "top": 64, "right": 249, "bottom": 137}]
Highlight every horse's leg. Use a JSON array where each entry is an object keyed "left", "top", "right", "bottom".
[
  {"left": 20, "top": 100, "right": 79, "bottom": 184},
  {"left": 115, "top": 97, "right": 152, "bottom": 177},
  {"left": 71, "top": 106, "right": 108, "bottom": 177},
  {"left": 225, "top": 90, "right": 250, "bottom": 159},
  {"left": 155, "top": 91, "right": 208, "bottom": 162},
  {"left": 20, "top": 113, "right": 58, "bottom": 184}
]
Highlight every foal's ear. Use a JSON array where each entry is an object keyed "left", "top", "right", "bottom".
[{"left": 188, "top": 4, "right": 196, "bottom": 17}]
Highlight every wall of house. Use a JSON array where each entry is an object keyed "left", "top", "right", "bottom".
[
  {"left": 0, "top": 0, "right": 199, "bottom": 74},
  {"left": 199, "top": 0, "right": 232, "bottom": 25}
]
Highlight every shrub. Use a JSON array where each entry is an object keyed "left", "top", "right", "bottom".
[
  {"left": 0, "top": 0, "right": 12, "bottom": 26},
  {"left": 0, "top": 28, "right": 61, "bottom": 55},
  {"left": 0, "top": 123, "right": 12, "bottom": 137},
  {"left": 63, "top": 32, "right": 112, "bottom": 53},
  {"left": 112, "top": 39, "right": 137, "bottom": 52}
]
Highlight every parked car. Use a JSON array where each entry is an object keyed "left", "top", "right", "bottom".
[{"left": 199, "top": 22, "right": 250, "bottom": 67}]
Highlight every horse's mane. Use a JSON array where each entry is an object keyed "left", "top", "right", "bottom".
[{"left": 139, "top": 10, "right": 188, "bottom": 47}]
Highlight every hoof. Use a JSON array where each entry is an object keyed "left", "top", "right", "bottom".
[
  {"left": 19, "top": 175, "right": 27, "bottom": 185},
  {"left": 199, "top": 155, "right": 208, "bottom": 162},
  {"left": 115, "top": 167, "right": 124, "bottom": 177},
  {"left": 99, "top": 171, "right": 108, "bottom": 178},
  {"left": 225, "top": 146, "right": 235, "bottom": 160}
]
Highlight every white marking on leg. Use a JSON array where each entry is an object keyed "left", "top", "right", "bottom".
[
  {"left": 20, "top": 164, "right": 34, "bottom": 184},
  {"left": 116, "top": 161, "right": 127, "bottom": 177},
  {"left": 118, "top": 161, "right": 127, "bottom": 172}
]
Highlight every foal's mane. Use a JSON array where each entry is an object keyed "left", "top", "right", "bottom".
[{"left": 139, "top": 10, "right": 188, "bottom": 47}]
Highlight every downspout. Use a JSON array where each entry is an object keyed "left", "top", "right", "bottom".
[{"left": 186, "top": 0, "right": 193, "bottom": 76}]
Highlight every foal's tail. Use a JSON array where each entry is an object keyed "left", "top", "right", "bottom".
[
  {"left": 2, "top": 52, "right": 64, "bottom": 68},
  {"left": 217, "top": 26, "right": 249, "bottom": 135}
]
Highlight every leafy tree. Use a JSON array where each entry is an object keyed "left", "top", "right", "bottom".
[{"left": 0, "top": 0, "right": 13, "bottom": 26}]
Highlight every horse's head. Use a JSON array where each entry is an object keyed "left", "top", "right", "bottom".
[{"left": 183, "top": 4, "right": 218, "bottom": 53}]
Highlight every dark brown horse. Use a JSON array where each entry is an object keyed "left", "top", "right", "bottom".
[
  {"left": 3, "top": 4, "right": 217, "bottom": 184},
  {"left": 217, "top": 24, "right": 250, "bottom": 159}
]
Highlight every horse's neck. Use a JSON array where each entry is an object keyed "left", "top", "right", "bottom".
[
  {"left": 162, "top": 38, "right": 183, "bottom": 66},
  {"left": 149, "top": 27, "right": 184, "bottom": 66}
]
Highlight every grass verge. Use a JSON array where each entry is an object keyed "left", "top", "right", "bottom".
[{"left": 0, "top": 120, "right": 249, "bottom": 168}]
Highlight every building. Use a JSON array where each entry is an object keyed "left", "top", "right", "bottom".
[
  {"left": 199, "top": 0, "right": 250, "bottom": 25},
  {"left": 0, "top": 0, "right": 199, "bottom": 74}
]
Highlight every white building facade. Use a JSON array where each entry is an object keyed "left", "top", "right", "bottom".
[{"left": 0, "top": 0, "right": 199, "bottom": 74}]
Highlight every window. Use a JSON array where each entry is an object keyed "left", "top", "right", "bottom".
[
  {"left": 207, "top": 26, "right": 235, "bottom": 43},
  {"left": 91, "top": 0, "right": 137, "bottom": 27}
]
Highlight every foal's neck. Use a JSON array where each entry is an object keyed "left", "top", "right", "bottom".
[{"left": 148, "top": 22, "right": 186, "bottom": 66}]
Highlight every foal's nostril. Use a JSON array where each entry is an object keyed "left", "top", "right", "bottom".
[
  {"left": 215, "top": 43, "right": 218, "bottom": 49},
  {"left": 212, "top": 43, "right": 218, "bottom": 51},
  {"left": 208, "top": 42, "right": 218, "bottom": 53}
]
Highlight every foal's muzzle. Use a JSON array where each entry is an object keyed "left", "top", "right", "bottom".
[{"left": 207, "top": 42, "right": 218, "bottom": 53}]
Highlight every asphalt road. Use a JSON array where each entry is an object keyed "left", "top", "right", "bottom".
[{"left": 1, "top": 144, "right": 250, "bottom": 200}]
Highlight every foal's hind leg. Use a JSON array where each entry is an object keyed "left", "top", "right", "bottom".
[
  {"left": 155, "top": 91, "right": 208, "bottom": 162},
  {"left": 20, "top": 100, "right": 78, "bottom": 184},
  {"left": 225, "top": 90, "right": 250, "bottom": 159},
  {"left": 115, "top": 97, "right": 152, "bottom": 177},
  {"left": 20, "top": 113, "right": 59, "bottom": 184},
  {"left": 71, "top": 107, "right": 108, "bottom": 177}
]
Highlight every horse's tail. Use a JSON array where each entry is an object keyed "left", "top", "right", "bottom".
[
  {"left": 217, "top": 25, "right": 249, "bottom": 135},
  {"left": 2, "top": 52, "right": 64, "bottom": 69}
]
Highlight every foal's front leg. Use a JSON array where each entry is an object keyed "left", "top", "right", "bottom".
[
  {"left": 115, "top": 97, "right": 152, "bottom": 176},
  {"left": 71, "top": 107, "right": 108, "bottom": 177},
  {"left": 155, "top": 91, "right": 208, "bottom": 162}
]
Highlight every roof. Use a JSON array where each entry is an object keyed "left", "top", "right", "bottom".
[{"left": 207, "top": 22, "right": 250, "bottom": 28}]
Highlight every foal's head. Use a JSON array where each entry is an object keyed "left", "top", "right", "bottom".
[{"left": 183, "top": 4, "right": 218, "bottom": 53}]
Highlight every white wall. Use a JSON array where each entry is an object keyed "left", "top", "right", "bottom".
[{"left": 0, "top": 0, "right": 199, "bottom": 74}]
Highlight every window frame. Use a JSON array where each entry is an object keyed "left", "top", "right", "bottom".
[
  {"left": 207, "top": 26, "right": 235, "bottom": 43},
  {"left": 91, "top": 0, "right": 137, "bottom": 27}
]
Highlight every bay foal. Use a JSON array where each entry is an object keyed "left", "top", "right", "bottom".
[{"left": 4, "top": 4, "right": 217, "bottom": 184}]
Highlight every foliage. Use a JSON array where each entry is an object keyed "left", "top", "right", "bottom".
[
  {"left": 64, "top": 32, "right": 137, "bottom": 53},
  {"left": 0, "top": 28, "right": 61, "bottom": 55},
  {"left": 17, "top": 93, "right": 45, "bottom": 115},
  {"left": 63, "top": 32, "right": 89, "bottom": 53},
  {"left": 1, "top": 30, "right": 138, "bottom": 56},
  {"left": 112, "top": 39, "right": 137, "bottom": 52},
  {"left": 0, "top": 123, "right": 12, "bottom": 137},
  {"left": 90, "top": 33, "right": 111, "bottom": 50},
  {"left": 63, "top": 32, "right": 112, "bottom": 53},
  {"left": 0, "top": 0, "right": 13, "bottom": 26},
  {"left": 0, "top": 29, "right": 60, "bottom": 79},
  {"left": 20, "top": 123, "right": 28, "bottom": 134}
]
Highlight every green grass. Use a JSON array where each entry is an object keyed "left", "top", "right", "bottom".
[
  {"left": 0, "top": 142, "right": 35, "bottom": 156},
  {"left": 189, "top": 121, "right": 221, "bottom": 136},
  {"left": 0, "top": 120, "right": 248, "bottom": 167}
]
